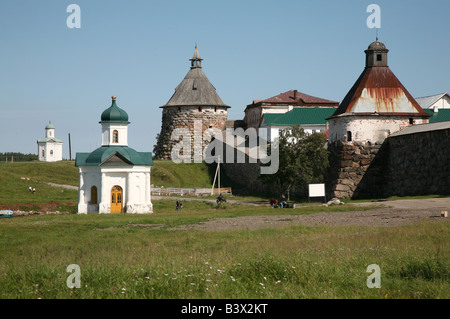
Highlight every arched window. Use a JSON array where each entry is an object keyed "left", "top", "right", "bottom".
[
  {"left": 113, "top": 130, "right": 119, "bottom": 143},
  {"left": 91, "top": 186, "right": 98, "bottom": 205},
  {"left": 50, "top": 150, "right": 53, "bottom": 155}
]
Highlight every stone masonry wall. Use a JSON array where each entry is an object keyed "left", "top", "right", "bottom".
[
  {"left": 328, "top": 127, "right": 450, "bottom": 199},
  {"left": 155, "top": 106, "right": 228, "bottom": 160},
  {"left": 327, "top": 140, "right": 386, "bottom": 199},
  {"left": 383, "top": 128, "right": 450, "bottom": 196}
]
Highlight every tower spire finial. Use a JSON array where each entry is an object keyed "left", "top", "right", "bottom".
[{"left": 190, "top": 44, "right": 202, "bottom": 68}]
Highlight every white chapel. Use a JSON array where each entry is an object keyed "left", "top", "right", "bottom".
[
  {"left": 37, "top": 122, "right": 63, "bottom": 162},
  {"left": 75, "top": 96, "right": 153, "bottom": 214}
]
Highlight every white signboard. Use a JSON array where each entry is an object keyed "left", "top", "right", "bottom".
[{"left": 309, "top": 183, "right": 325, "bottom": 197}]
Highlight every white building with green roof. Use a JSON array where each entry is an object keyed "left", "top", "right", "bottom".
[
  {"left": 75, "top": 96, "right": 153, "bottom": 214},
  {"left": 259, "top": 108, "right": 336, "bottom": 141},
  {"left": 37, "top": 122, "right": 63, "bottom": 162}
]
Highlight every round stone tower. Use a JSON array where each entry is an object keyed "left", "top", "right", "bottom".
[{"left": 154, "top": 45, "right": 230, "bottom": 160}]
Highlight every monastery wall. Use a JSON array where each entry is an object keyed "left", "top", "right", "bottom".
[
  {"left": 328, "top": 125, "right": 450, "bottom": 199},
  {"left": 383, "top": 127, "right": 450, "bottom": 196}
]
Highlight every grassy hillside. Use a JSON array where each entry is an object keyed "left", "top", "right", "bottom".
[
  {"left": 0, "top": 161, "right": 79, "bottom": 206},
  {"left": 0, "top": 161, "right": 79, "bottom": 186},
  {"left": 151, "top": 160, "right": 214, "bottom": 188},
  {"left": 0, "top": 160, "right": 222, "bottom": 207}
]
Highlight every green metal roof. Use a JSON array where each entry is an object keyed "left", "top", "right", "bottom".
[
  {"left": 262, "top": 108, "right": 337, "bottom": 126},
  {"left": 37, "top": 137, "right": 63, "bottom": 143},
  {"left": 425, "top": 109, "right": 450, "bottom": 123},
  {"left": 75, "top": 146, "right": 153, "bottom": 167},
  {"left": 100, "top": 98, "right": 130, "bottom": 123}
]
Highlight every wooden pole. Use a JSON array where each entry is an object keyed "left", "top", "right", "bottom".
[
  {"left": 68, "top": 133, "right": 72, "bottom": 161},
  {"left": 218, "top": 155, "right": 221, "bottom": 195},
  {"left": 211, "top": 161, "right": 219, "bottom": 195}
]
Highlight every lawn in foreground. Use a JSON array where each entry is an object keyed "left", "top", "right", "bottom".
[{"left": 0, "top": 202, "right": 448, "bottom": 299}]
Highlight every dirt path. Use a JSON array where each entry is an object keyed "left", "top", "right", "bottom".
[{"left": 169, "top": 197, "right": 450, "bottom": 231}]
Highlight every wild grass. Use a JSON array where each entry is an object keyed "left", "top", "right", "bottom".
[
  {"left": 0, "top": 161, "right": 78, "bottom": 186},
  {"left": 151, "top": 161, "right": 213, "bottom": 188},
  {"left": 0, "top": 202, "right": 448, "bottom": 299},
  {"left": 1, "top": 161, "right": 448, "bottom": 299},
  {"left": 0, "top": 161, "right": 78, "bottom": 206}
]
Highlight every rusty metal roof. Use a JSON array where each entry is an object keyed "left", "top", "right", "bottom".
[{"left": 329, "top": 66, "right": 430, "bottom": 118}]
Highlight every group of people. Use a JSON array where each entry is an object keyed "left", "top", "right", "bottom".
[
  {"left": 269, "top": 194, "right": 287, "bottom": 208},
  {"left": 216, "top": 193, "right": 226, "bottom": 204},
  {"left": 28, "top": 186, "right": 36, "bottom": 194},
  {"left": 176, "top": 201, "right": 183, "bottom": 211}
]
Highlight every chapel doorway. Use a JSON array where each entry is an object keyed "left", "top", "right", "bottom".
[{"left": 111, "top": 185, "right": 123, "bottom": 213}]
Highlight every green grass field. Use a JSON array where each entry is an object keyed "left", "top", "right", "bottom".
[
  {"left": 0, "top": 161, "right": 448, "bottom": 299},
  {"left": 0, "top": 161, "right": 78, "bottom": 208},
  {"left": 0, "top": 202, "right": 448, "bottom": 299}
]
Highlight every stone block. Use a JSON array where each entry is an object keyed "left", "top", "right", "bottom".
[
  {"left": 339, "top": 179, "right": 354, "bottom": 186},
  {"left": 340, "top": 160, "right": 353, "bottom": 167},
  {"left": 335, "top": 184, "right": 350, "bottom": 192}
]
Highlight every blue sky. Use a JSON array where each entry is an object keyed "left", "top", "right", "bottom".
[{"left": 1, "top": 0, "right": 449, "bottom": 158}]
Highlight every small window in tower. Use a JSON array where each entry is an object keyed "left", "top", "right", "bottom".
[
  {"left": 347, "top": 131, "right": 352, "bottom": 142},
  {"left": 377, "top": 54, "right": 382, "bottom": 62},
  {"left": 50, "top": 150, "right": 53, "bottom": 155},
  {"left": 113, "top": 130, "right": 119, "bottom": 143}
]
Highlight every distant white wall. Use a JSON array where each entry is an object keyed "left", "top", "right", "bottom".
[
  {"left": 328, "top": 115, "right": 428, "bottom": 144},
  {"left": 38, "top": 142, "right": 63, "bottom": 162},
  {"left": 259, "top": 125, "right": 326, "bottom": 142},
  {"left": 430, "top": 95, "right": 450, "bottom": 110}
]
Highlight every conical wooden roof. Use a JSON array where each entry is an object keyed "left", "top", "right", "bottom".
[{"left": 162, "top": 47, "right": 229, "bottom": 108}]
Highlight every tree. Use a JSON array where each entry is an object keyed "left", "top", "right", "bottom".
[{"left": 259, "top": 125, "right": 329, "bottom": 199}]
